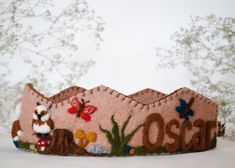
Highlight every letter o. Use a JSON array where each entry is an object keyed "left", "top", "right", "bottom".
[{"left": 143, "top": 113, "right": 164, "bottom": 151}]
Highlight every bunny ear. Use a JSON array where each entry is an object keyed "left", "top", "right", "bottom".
[{"left": 36, "top": 102, "right": 41, "bottom": 106}]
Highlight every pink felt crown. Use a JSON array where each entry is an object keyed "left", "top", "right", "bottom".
[{"left": 11, "top": 83, "right": 218, "bottom": 156}]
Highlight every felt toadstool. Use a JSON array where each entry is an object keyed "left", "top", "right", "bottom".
[
  {"left": 75, "top": 129, "right": 86, "bottom": 147},
  {"left": 36, "top": 138, "right": 48, "bottom": 151},
  {"left": 74, "top": 129, "right": 97, "bottom": 148},
  {"left": 86, "top": 132, "right": 97, "bottom": 143},
  {"left": 75, "top": 129, "right": 85, "bottom": 139}
]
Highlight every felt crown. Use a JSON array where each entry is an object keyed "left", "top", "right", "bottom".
[{"left": 11, "top": 83, "right": 218, "bottom": 156}]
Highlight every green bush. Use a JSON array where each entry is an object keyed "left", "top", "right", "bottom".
[{"left": 100, "top": 115, "right": 143, "bottom": 155}]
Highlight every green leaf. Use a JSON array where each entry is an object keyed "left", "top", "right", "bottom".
[
  {"left": 99, "top": 125, "right": 114, "bottom": 145},
  {"left": 111, "top": 115, "right": 120, "bottom": 147},
  {"left": 121, "top": 115, "right": 131, "bottom": 141},
  {"left": 210, "top": 134, "right": 217, "bottom": 149},
  {"left": 123, "top": 124, "right": 143, "bottom": 145},
  {"left": 100, "top": 115, "right": 144, "bottom": 156}
]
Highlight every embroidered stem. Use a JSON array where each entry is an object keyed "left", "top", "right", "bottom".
[{"left": 183, "top": 97, "right": 194, "bottom": 114}]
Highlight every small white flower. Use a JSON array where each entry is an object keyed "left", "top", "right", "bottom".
[
  {"left": 17, "top": 130, "right": 23, "bottom": 136},
  {"left": 87, "top": 144, "right": 109, "bottom": 154},
  {"left": 30, "top": 144, "right": 35, "bottom": 150}
]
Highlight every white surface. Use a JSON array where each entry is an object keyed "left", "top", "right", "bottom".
[{"left": 1, "top": 133, "right": 235, "bottom": 168}]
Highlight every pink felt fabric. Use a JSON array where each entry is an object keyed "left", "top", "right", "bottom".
[
  {"left": 128, "top": 88, "right": 166, "bottom": 104},
  {"left": 18, "top": 84, "right": 218, "bottom": 151}
]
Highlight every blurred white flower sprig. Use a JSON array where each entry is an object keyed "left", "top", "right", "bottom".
[
  {"left": 156, "top": 15, "right": 235, "bottom": 140},
  {"left": 0, "top": 0, "right": 104, "bottom": 131}
]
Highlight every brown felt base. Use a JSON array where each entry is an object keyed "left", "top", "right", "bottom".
[{"left": 16, "top": 142, "right": 217, "bottom": 157}]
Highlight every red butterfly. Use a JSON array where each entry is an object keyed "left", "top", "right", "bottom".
[{"left": 67, "top": 97, "right": 97, "bottom": 122}]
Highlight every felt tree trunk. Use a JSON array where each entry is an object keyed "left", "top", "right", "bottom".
[{"left": 44, "top": 129, "right": 87, "bottom": 156}]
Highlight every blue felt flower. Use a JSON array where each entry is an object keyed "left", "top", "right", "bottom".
[
  {"left": 124, "top": 145, "right": 131, "bottom": 154},
  {"left": 176, "top": 98, "right": 194, "bottom": 121}
]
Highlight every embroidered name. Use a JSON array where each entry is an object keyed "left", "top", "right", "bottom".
[{"left": 143, "top": 113, "right": 216, "bottom": 152}]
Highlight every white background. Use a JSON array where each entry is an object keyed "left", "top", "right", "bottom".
[
  {"left": 2, "top": 1, "right": 235, "bottom": 167},
  {"left": 8, "top": 0, "right": 235, "bottom": 94},
  {"left": 76, "top": 0, "right": 235, "bottom": 95}
]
